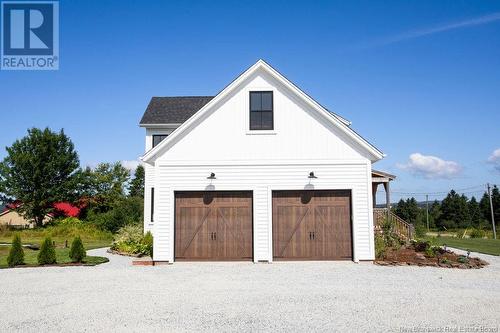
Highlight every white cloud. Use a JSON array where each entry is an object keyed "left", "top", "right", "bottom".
[
  {"left": 488, "top": 148, "right": 500, "bottom": 172},
  {"left": 360, "top": 12, "right": 500, "bottom": 48},
  {"left": 121, "top": 160, "right": 142, "bottom": 172},
  {"left": 397, "top": 153, "right": 462, "bottom": 179}
]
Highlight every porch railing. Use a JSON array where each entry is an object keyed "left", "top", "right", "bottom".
[{"left": 373, "top": 208, "right": 414, "bottom": 240}]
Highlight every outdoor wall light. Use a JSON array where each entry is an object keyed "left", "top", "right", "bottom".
[
  {"left": 308, "top": 172, "right": 317, "bottom": 179},
  {"left": 207, "top": 172, "right": 216, "bottom": 180}
]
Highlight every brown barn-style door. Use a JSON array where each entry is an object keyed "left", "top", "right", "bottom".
[
  {"left": 272, "top": 190, "right": 352, "bottom": 260},
  {"left": 175, "top": 191, "right": 253, "bottom": 260}
]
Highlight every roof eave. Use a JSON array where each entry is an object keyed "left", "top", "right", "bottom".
[{"left": 139, "top": 123, "right": 183, "bottom": 128}]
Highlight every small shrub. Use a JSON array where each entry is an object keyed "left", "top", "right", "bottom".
[
  {"left": 69, "top": 236, "right": 86, "bottom": 263},
  {"left": 375, "top": 235, "right": 386, "bottom": 259},
  {"left": 469, "top": 228, "right": 485, "bottom": 239},
  {"left": 414, "top": 240, "right": 431, "bottom": 252},
  {"left": 111, "top": 225, "right": 153, "bottom": 257},
  {"left": 415, "top": 223, "right": 426, "bottom": 238},
  {"left": 425, "top": 247, "right": 436, "bottom": 258},
  {"left": 457, "top": 255, "right": 469, "bottom": 264},
  {"left": 433, "top": 246, "right": 446, "bottom": 255},
  {"left": 37, "top": 237, "right": 57, "bottom": 265},
  {"left": 142, "top": 231, "right": 153, "bottom": 257},
  {"left": 440, "top": 258, "right": 451, "bottom": 265},
  {"left": 7, "top": 234, "right": 24, "bottom": 267}
]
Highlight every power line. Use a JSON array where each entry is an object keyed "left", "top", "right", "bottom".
[{"left": 391, "top": 184, "right": 487, "bottom": 196}]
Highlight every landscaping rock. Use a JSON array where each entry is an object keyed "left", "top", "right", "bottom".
[{"left": 415, "top": 253, "right": 426, "bottom": 260}]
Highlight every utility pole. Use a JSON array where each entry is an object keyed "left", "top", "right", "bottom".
[
  {"left": 426, "top": 194, "right": 429, "bottom": 232},
  {"left": 487, "top": 183, "right": 497, "bottom": 240}
]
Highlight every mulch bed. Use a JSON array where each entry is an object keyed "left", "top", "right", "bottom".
[
  {"left": 375, "top": 245, "right": 488, "bottom": 269},
  {"left": 4, "top": 260, "right": 109, "bottom": 269}
]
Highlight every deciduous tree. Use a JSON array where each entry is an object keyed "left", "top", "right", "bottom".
[
  {"left": 0, "top": 128, "right": 79, "bottom": 226},
  {"left": 128, "top": 165, "right": 145, "bottom": 198}
]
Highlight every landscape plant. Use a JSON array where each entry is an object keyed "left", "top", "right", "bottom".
[
  {"left": 86, "top": 196, "right": 143, "bottom": 233},
  {"left": 0, "top": 128, "right": 80, "bottom": 227},
  {"left": 69, "top": 236, "right": 86, "bottom": 263},
  {"left": 469, "top": 228, "right": 485, "bottom": 239},
  {"left": 111, "top": 225, "right": 153, "bottom": 257},
  {"left": 7, "top": 234, "right": 24, "bottom": 267},
  {"left": 37, "top": 237, "right": 57, "bottom": 265}
]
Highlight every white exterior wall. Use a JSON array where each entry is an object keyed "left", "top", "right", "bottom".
[
  {"left": 157, "top": 72, "right": 373, "bottom": 163},
  {"left": 145, "top": 69, "right": 378, "bottom": 263},
  {"left": 152, "top": 161, "right": 375, "bottom": 262},
  {"left": 143, "top": 128, "right": 174, "bottom": 233}
]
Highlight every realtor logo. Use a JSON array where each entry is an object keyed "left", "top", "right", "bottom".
[{"left": 1, "top": 1, "right": 59, "bottom": 70}]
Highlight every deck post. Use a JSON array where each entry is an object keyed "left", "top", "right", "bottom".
[
  {"left": 383, "top": 182, "right": 390, "bottom": 222},
  {"left": 372, "top": 183, "right": 378, "bottom": 207}
]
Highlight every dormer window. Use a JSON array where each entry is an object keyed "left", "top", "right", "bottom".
[
  {"left": 152, "top": 134, "right": 168, "bottom": 148},
  {"left": 250, "top": 91, "right": 273, "bottom": 130}
]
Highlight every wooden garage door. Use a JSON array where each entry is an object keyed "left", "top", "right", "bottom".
[
  {"left": 175, "top": 191, "right": 253, "bottom": 260},
  {"left": 273, "top": 190, "right": 352, "bottom": 260}
]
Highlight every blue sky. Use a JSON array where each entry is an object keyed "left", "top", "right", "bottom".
[{"left": 0, "top": 0, "right": 499, "bottom": 202}]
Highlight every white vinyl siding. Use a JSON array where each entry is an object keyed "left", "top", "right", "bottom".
[{"left": 152, "top": 162, "right": 374, "bottom": 262}]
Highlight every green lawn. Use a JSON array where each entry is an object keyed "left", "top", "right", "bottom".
[
  {"left": 0, "top": 246, "right": 109, "bottom": 268},
  {"left": 0, "top": 223, "right": 113, "bottom": 250},
  {"left": 425, "top": 237, "right": 500, "bottom": 256},
  {"left": 0, "top": 223, "right": 113, "bottom": 268}
]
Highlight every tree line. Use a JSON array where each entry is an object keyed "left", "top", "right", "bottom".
[
  {"left": 0, "top": 127, "right": 145, "bottom": 232},
  {"left": 394, "top": 187, "right": 500, "bottom": 231}
]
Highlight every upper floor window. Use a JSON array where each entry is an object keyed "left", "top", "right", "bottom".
[
  {"left": 152, "top": 134, "right": 168, "bottom": 148},
  {"left": 250, "top": 91, "right": 273, "bottom": 130}
]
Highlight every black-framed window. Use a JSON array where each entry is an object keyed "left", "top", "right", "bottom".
[
  {"left": 250, "top": 91, "right": 273, "bottom": 130},
  {"left": 152, "top": 135, "right": 168, "bottom": 148},
  {"left": 150, "top": 188, "right": 154, "bottom": 222}
]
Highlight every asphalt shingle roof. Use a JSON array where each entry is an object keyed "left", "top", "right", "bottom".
[{"left": 139, "top": 96, "right": 214, "bottom": 125}]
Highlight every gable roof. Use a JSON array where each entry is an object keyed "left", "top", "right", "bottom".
[
  {"left": 140, "top": 96, "right": 214, "bottom": 126},
  {"left": 141, "top": 59, "right": 385, "bottom": 163}
]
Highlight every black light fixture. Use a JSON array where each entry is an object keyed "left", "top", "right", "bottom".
[
  {"left": 308, "top": 172, "right": 317, "bottom": 179},
  {"left": 207, "top": 172, "right": 216, "bottom": 180}
]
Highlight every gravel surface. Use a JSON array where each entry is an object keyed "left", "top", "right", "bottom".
[{"left": 1, "top": 248, "right": 499, "bottom": 332}]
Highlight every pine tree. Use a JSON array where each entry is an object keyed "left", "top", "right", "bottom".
[
  {"left": 468, "top": 196, "right": 482, "bottom": 228},
  {"left": 429, "top": 201, "right": 441, "bottom": 229},
  {"left": 492, "top": 185, "right": 500, "bottom": 227},
  {"left": 479, "top": 192, "right": 491, "bottom": 222},
  {"left": 69, "top": 236, "right": 86, "bottom": 263},
  {"left": 7, "top": 234, "right": 24, "bottom": 267},
  {"left": 37, "top": 237, "right": 57, "bottom": 265}
]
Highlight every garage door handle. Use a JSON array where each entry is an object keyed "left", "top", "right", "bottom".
[
  {"left": 214, "top": 232, "right": 217, "bottom": 240},
  {"left": 210, "top": 232, "right": 214, "bottom": 240},
  {"left": 312, "top": 232, "right": 316, "bottom": 240},
  {"left": 309, "top": 232, "right": 312, "bottom": 240}
]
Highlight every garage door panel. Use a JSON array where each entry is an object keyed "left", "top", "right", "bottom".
[
  {"left": 217, "top": 207, "right": 252, "bottom": 259},
  {"left": 315, "top": 206, "right": 352, "bottom": 259},
  {"left": 175, "top": 191, "right": 253, "bottom": 261},
  {"left": 175, "top": 207, "right": 215, "bottom": 259},
  {"left": 273, "top": 190, "right": 352, "bottom": 260}
]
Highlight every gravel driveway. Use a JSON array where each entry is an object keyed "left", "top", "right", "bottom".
[{"left": 1, "top": 248, "right": 499, "bottom": 332}]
